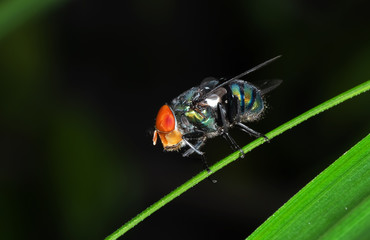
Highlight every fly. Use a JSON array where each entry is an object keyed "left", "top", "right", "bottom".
[{"left": 153, "top": 56, "right": 282, "bottom": 171}]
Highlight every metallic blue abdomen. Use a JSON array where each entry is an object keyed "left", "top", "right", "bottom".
[{"left": 227, "top": 80, "right": 264, "bottom": 122}]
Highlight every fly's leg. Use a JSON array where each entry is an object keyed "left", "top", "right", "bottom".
[
  {"left": 182, "top": 131, "right": 206, "bottom": 157},
  {"left": 222, "top": 134, "right": 245, "bottom": 158},
  {"left": 182, "top": 134, "right": 211, "bottom": 171},
  {"left": 182, "top": 140, "right": 205, "bottom": 157},
  {"left": 236, "top": 122, "right": 269, "bottom": 142},
  {"left": 182, "top": 137, "right": 211, "bottom": 172},
  {"left": 218, "top": 103, "right": 245, "bottom": 158},
  {"left": 182, "top": 138, "right": 205, "bottom": 156},
  {"left": 199, "top": 153, "right": 217, "bottom": 183},
  {"left": 182, "top": 135, "right": 216, "bottom": 183}
]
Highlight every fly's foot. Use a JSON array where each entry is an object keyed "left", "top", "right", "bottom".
[
  {"left": 262, "top": 135, "right": 270, "bottom": 143},
  {"left": 239, "top": 149, "right": 245, "bottom": 158}
]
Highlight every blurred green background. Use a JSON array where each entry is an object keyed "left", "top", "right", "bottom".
[{"left": 0, "top": 0, "right": 369, "bottom": 239}]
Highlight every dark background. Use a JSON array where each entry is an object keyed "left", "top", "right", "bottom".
[{"left": 1, "top": 0, "right": 369, "bottom": 239}]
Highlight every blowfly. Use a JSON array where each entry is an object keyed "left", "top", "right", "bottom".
[{"left": 153, "top": 56, "right": 282, "bottom": 170}]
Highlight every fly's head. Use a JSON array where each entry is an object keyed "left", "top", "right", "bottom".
[{"left": 153, "top": 105, "right": 183, "bottom": 151}]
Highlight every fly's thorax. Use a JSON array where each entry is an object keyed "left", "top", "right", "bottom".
[
  {"left": 171, "top": 87, "right": 200, "bottom": 111},
  {"left": 171, "top": 86, "right": 219, "bottom": 134},
  {"left": 183, "top": 105, "right": 218, "bottom": 132}
]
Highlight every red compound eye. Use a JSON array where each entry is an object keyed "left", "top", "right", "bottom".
[{"left": 155, "top": 105, "right": 175, "bottom": 132}]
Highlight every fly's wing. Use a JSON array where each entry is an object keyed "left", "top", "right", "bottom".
[
  {"left": 253, "top": 79, "right": 283, "bottom": 95},
  {"left": 197, "top": 55, "right": 281, "bottom": 102},
  {"left": 199, "top": 77, "right": 219, "bottom": 93}
]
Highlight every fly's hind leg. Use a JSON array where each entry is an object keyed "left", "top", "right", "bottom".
[
  {"left": 236, "top": 122, "right": 269, "bottom": 142},
  {"left": 217, "top": 103, "right": 245, "bottom": 158}
]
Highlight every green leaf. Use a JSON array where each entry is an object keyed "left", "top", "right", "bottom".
[
  {"left": 246, "top": 134, "right": 370, "bottom": 240},
  {"left": 105, "top": 80, "right": 370, "bottom": 240}
]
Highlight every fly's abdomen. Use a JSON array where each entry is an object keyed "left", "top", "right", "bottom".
[{"left": 227, "top": 80, "right": 264, "bottom": 122}]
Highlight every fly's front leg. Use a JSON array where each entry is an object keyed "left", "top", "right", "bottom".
[
  {"left": 182, "top": 131, "right": 208, "bottom": 169},
  {"left": 217, "top": 103, "right": 245, "bottom": 158},
  {"left": 182, "top": 138, "right": 205, "bottom": 156},
  {"left": 182, "top": 130, "right": 206, "bottom": 157},
  {"left": 182, "top": 133, "right": 214, "bottom": 176}
]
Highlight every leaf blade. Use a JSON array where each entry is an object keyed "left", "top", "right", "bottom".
[{"left": 246, "top": 134, "right": 370, "bottom": 240}]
